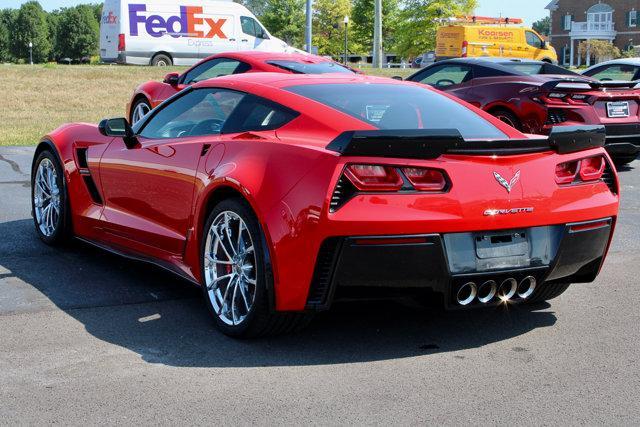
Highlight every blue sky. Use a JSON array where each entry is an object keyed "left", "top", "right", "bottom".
[{"left": 4, "top": 0, "right": 551, "bottom": 26}]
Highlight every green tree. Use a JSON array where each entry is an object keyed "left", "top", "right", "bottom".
[
  {"left": 46, "top": 9, "right": 61, "bottom": 61},
  {"left": 532, "top": 16, "right": 550, "bottom": 36},
  {"left": 312, "top": 0, "right": 351, "bottom": 57},
  {"left": 395, "top": 0, "right": 477, "bottom": 59},
  {"left": 0, "top": 9, "right": 16, "bottom": 62},
  {"left": 261, "top": 0, "right": 305, "bottom": 47},
  {"left": 56, "top": 5, "right": 99, "bottom": 59},
  {"left": 351, "top": 0, "right": 399, "bottom": 54},
  {"left": 235, "top": 0, "right": 267, "bottom": 18},
  {"left": 578, "top": 40, "right": 621, "bottom": 63},
  {"left": 11, "top": 1, "right": 51, "bottom": 63}
]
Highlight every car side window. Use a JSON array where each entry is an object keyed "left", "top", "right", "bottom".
[
  {"left": 182, "top": 59, "right": 251, "bottom": 84},
  {"left": 139, "top": 89, "right": 245, "bottom": 139},
  {"left": 240, "top": 16, "right": 268, "bottom": 39},
  {"left": 525, "top": 31, "right": 543, "bottom": 49},
  {"left": 585, "top": 64, "right": 638, "bottom": 81},
  {"left": 413, "top": 65, "right": 473, "bottom": 89},
  {"left": 222, "top": 95, "right": 300, "bottom": 134}
]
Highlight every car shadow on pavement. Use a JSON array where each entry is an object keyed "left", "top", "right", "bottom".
[{"left": 0, "top": 218, "right": 557, "bottom": 367}]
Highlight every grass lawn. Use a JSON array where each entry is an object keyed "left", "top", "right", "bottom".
[{"left": 0, "top": 64, "right": 415, "bottom": 146}]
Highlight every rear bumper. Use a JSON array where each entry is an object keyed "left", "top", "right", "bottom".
[
  {"left": 305, "top": 218, "right": 614, "bottom": 310},
  {"left": 603, "top": 124, "right": 640, "bottom": 159}
]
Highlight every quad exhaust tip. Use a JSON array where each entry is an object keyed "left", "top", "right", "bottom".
[
  {"left": 497, "top": 278, "right": 518, "bottom": 301},
  {"left": 477, "top": 280, "right": 497, "bottom": 304},
  {"left": 456, "top": 282, "right": 477, "bottom": 306},
  {"left": 517, "top": 276, "right": 537, "bottom": 299}
]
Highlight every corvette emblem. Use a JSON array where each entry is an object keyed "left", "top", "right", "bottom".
[{"left": 493, "top": 170, "right": 520, "bottom": 193}]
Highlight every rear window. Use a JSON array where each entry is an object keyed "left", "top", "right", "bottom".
[
  {"left": 500, "top": 62, "right": 576, "bottom": 76},
  {"left": 285, "top": 83, "right": 506, "bottom": 139},
  {"left": 267, "top": 60, "right": 354, "bottom": 74}
]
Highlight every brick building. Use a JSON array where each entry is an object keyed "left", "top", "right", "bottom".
[{"left": 546, "top": 0, "right": 640, "bottom": 66}]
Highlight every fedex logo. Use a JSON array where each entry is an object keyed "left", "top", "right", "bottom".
[{"left": 128, "top": 4, "right": 227, "bottom": 39}]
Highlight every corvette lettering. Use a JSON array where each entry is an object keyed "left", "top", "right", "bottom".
[
  {"left": 128, "top": 4, "right": 227, "bottom": 39},
  {"left": 484, "top": 207, "right": 534, "bottom": 216}
]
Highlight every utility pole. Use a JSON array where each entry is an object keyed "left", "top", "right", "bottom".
[
  {"left": 305, "top": 0, "right": 312, "bottom": 53},
  {"left": 372, "top": 0, "right": 382, "bottom": 68},
  {"left": 343, "top": 16, "right": 349, "bottom": 65}
]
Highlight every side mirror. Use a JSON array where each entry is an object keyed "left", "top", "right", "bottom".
[
  {"left": 391, "top": 76, "right": 403, "bottom": 81},
  {"left": 99, "top": 118, "right": 138, "bottom": 149},
  {"left": 541, "top": 41, "right": 547, "bottom": 49},
  {"left": 163, "top": 72, "right": 180, "bottom": 86}
]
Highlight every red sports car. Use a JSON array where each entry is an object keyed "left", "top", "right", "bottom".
[
  {"left": 408, "top": 58, "right": 640, "bottom": 164},
  {"left": 127, "top": 51, "right": 354, "bottom": 125},
  {"left": 32, "top": 73, "right": 619, "bottom": 337}
]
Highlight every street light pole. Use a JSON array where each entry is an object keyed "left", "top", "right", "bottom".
[
  {"left": 343, "top": 16, "right": 349, "bottom": 65},
  {"left": 29, "top": 41, "right": 33, "bottom": 65},
  {"left": 305, "top": 0, "right": 312, "bottom": 53},
  {"left": 373, "top": 0, "right": 382, "bottom": 68}
]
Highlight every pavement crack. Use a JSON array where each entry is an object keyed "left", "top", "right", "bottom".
[{"left": 0, "top": 154, "right": 27, "bottom": 176}]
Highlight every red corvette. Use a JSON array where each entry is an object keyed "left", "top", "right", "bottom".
[
  {"left": 408, "top": 58, "right": 640, "bottom": 164},
  {"left": 32, "top": 73, "right": 619, "bottom": 337},
  {"left": 127, "top": 51, "right": 354, "bottom": 125}
]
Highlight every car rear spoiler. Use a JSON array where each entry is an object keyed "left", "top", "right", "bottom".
[
  {"left": 542, "top": 78, "right": 640, "bottom": 91},
  {"left": 326, "top": 125, "right": 605, "bottom": 159}
]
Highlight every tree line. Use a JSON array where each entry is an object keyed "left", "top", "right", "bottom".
[{"left": 0, "top": 0, "right": 476, "bottom": 64}]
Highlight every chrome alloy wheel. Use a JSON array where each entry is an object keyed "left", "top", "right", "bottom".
[
  {"left": 33, "top": 158, "right": 61, "bottom": 237},
  {"left": 132, "top": 102, "right": 150, "bottom": 125},
  {"left": 204, "top": 211, "right": 257, "bottom": 326}
]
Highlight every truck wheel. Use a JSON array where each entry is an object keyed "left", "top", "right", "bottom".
[
  {"left": 491, "top": 109, "right": 522, "bottom": 130},
  {"left": 151, "top": 53, "right": 172, "bottom": 66}
]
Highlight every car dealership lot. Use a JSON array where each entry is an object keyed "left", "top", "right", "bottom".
[{"left": 1, "top": 146, "right": 640, "bottom": 424}]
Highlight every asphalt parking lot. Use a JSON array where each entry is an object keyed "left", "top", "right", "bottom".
[{"left": 1, "top": 146, "right": 639, "bottom": 424}]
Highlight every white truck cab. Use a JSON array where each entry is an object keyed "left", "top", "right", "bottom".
[{"left": 99, "top": 0, "right": 295, "bottom": 66}]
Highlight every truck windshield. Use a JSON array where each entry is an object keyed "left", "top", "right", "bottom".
[{"left": 286, "top": 83, "right": 506, "bottom": 139}]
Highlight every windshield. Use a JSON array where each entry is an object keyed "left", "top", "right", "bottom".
[
  {"left": 500, "top": 62, "right": 577, "bottom": 76},
  {"left": 286, "top": 83, "right": 506, "bottom": 139},
  {"left": 267, "top": 60, "right": 354, "bottom": 74}
]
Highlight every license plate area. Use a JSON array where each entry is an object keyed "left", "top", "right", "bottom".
[
  {"left": 607, "top": 101, "right": 630, "bottom": 118},
  {"left": 475, "top": 231, "right": 528, "bottom": 259}
]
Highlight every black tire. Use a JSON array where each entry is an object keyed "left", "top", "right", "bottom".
[
  {"left": 151, "top": 53, "right": 172, "bottom": 66},
  {"left": 200, "top": 197, "right": 313, "bottom": 338},
  {"left": 525, "top": 282, "right": 570, "bottom": 304},
  {"left": 31, "top": 149, "right": 72, "bottom": 246},
  {"left": 491, "top": 108, "right": 522, "bottom": 130},
  {"left": 129, "top": 97, "right": 152, "bottom": 125}
]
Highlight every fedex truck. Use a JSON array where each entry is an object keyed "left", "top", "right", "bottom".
[{"left": 99, "top": 0, "right": 297, "bottom": 66}]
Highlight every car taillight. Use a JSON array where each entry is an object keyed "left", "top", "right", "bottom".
[
  {"left": 579, "top": 156, "right": 605, "bottom": 181},
  {"left": 461, "top": 40, "right": 468, "bottom": 57},
  {"left": 555, "top": 155, "right": 606, "bottom": 185},
  {"left": 344, "top": 164, "right": 403, "bottom": 191},
  {"left": 555, "top": 160, "right": 579, "bottom": 184},
  {"left": 401, "top": 167, "right": 447, "bottom": 191},
  {"left": 118, "top": 33, "right": 125, "bottom": 51}
]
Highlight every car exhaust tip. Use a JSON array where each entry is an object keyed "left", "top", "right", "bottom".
[
  {"left": 517, "top": 276, "right": 537, "bottom": 299},
  {"left": 498, "top": 278, "right": 517, "bottom": 301},
  {"left": 456, "top": 282, "right": 477, "bottom": 306},
  {"left": 477, "top": 280, "right": 497, "bottom": 303}
]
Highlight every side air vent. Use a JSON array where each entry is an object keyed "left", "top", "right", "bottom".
[
  {"left": 76, "top": 148, "right": 89, "bottom": 168},
  {"left": 306, "top": 238, "right": 343, "bottom": 310},
  {"left": 545, "top": 109, "right": 567, "bottom": 125},
  {"left": 601, "top": 162, "right": 618, "bottom": 195},
  {"left": 82, "top": 175, "right": 103, "bottom": 204},
  {"left": 329, "top": 175, "right": 357, "bottom": 212}
]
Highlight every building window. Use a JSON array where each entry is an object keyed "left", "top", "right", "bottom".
[
  {"left": 564, "top": 14, "right": 572, "bottom": 31},
  {"left": 562, "top": 45, "right": 570, "bottom": 65},
  {"left": 629, "top": 10, "right": 637, "bottom": 27}
]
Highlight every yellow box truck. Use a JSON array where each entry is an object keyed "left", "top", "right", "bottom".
[{"left": 435, "top": 22, "right": 557, "bottom": 63}]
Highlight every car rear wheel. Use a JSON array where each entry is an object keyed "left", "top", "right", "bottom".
[
  {"left": 130, "top": 98, "right": 151, "bottom": 126},
  {"left": 151, "top": 53, "right": 172, "bottom": 66},
  {"left": 201, "top": 198, "right": 312, "bottom": 337},
  {"left": 524, "top": 282, "right": 570, "bottom": 304},
  {"left": 491, "top": 109, "right": 521, "bottom": 130},
  {"left": 31, "top": 149, "right": 71, "bottom": 245}
]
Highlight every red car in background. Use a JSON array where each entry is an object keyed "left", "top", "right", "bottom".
[
  {"left": 408, "top": 58, "right": 640, "bottom": 164},
  {"left": 32, "top": 73, "right": 618, "bottom": 337},
  {"left": 127, "top": 51, "right": 354, "bottom": 125}
]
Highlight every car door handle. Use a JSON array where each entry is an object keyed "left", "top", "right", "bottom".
[
  {"left": 241, "top": 39, "right": 248, "bottom": 42},
  {"left": 229, "top": 38, "right": 236, "bottom": 41}
]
